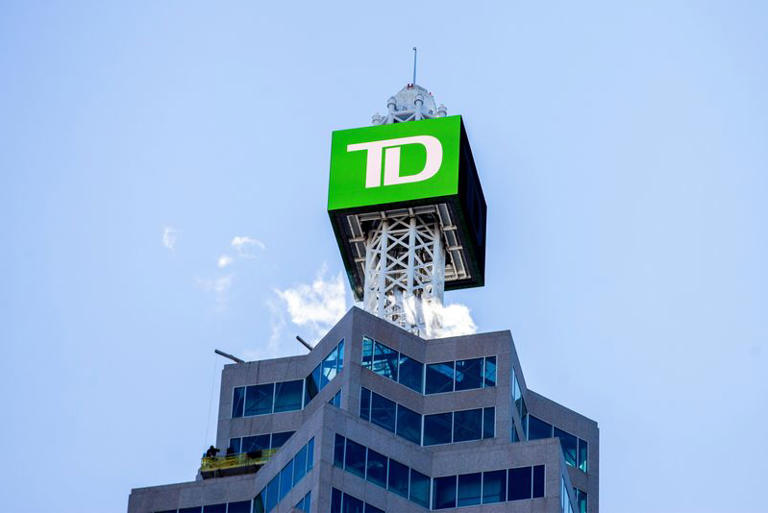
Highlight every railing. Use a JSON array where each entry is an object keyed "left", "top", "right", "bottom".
[{"left": 201, "top": 449, "right": 277, "bottom": 478}]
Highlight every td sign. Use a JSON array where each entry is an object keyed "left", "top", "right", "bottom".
[{"left": 328, "top": 116, "right": 462, "bottom": 211}]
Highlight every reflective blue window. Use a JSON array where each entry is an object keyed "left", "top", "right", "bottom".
[
  {"left": 370, "top": 392, "right": 396, "bottom": 432},
  {"left": 426, "top": 362, "right": 454, "bottom": 394},
  {"left": 228, "top": 501, "right": 251, "bottom": 513},
  {"left": 424, "top": 412, "right": 453, "bottom": 445},
  {"left": 482, "top": 470, "right": 506, "bottom": 504},
  {"left": 362, "top": 337, "right": 374, "bottom": 369},
  {"left": 345, "top": 439, "right": 366, "bottom": 478},
  {"left": 203, "top": 505, "right": 226, "bottom": 513},
  {"left": 265, "top": 476, "right": 279, "bottom": 512},
  {"left": 576, "top": 488, "right": 587, "bottom": 513},
  {"left": 306, "top": 437, "right": 314, "bottom": 470},
  {"left": 322, "top": 346, "right": 339, "bottom": 387},
  {"left": 253, "top": 493, "right": 265, "bottom": 513},
  {"left": 372, "top": 342, "right": 398, "bottom": 380},
  {"left": 532, "top": 465, "right": 545, "bottom": 498},
  {"left": 398, "top": 354, "right": 423, "bottom": 393},
  {"left": 508, "top": 467, "right": 532, "bottom": 500},
  {"left": 433, "top": 476, "right": 457, "bottom": 509},
  {"left": 293, "top": 445, "right": 307, "bottom": 485},
  {"left": 331, "top": 488, "right": 342, "bottom": 513},
  {"left": 334, "top": 434, "right": 345, "bottom": 468},
  {"left": 180, "top": 508, "right": 201, "bottom": 513},
  {"left": 388, "top": 459, "right": 409, "bottom": 498},
  {"left": 396, "top": 404, "right": 422, "bottom": 444},
  {"left": 410, "top": 469, "right": 431, "bottom": 508},
  {"left": 278, "top": 460, "right": 293, "bottom": 501},
  {"left": 329, "top": 389, "right": 341, "bottom": 407},
  {"left": 228, "top": 437, "right": 241, "bottom": 454},
  {"left": 245, "top": 383, "right": 274, "bottom": 416},
  {"left": 270, "top": 431, "right": 294, "bottom": 449},
  {"left": 232, "top": 386, "right": 245, "bottom": 418},
  {"left": 343, "top": 493, "right": 364, "bottom": 513},
  {"left": 578, "top": 439, "right": 588, "bottom": 472},
  {"left": 359, "top": 387, "right": 371, "bottom": 421},
  {"left": 337, "top": 339, "right": 344, "bottom": 370},
  {"left": 455, "top": 358, "right": 483, "bottom": 391},
  {"left": 295, "top": 491, "right": 311, "bottom": 513},
  {"left": 366, "top": 448, "right": 388, "bottom": 488},
  {"left": 484, "top": 356, "right": 497, "bottom": 387},
  {"left": 458, "top": 472, "right": 482, "bottom": 506},
  {"left": 555, "top": 427, "right": 578, "bottom": 467},
  {"left": 304, "top": 364, "right": 321, "bottom": 406},
  {"left": 274, "top": 380, "right": 303, "bottom": 412},
  {"left": 364, "top": 504, "right": 384, "bottom": 513},
  {"left": 242, "top": 434, "right": 269, "bottom": 453},
  {"left": 483, "top": 407, "right": 495, "bottom": 439},
  {"left": 528, "top": 415, "right": 553, "bottom": 440},
  {"left": 453, "top": 408, "right": 482, "bottom": 442}
]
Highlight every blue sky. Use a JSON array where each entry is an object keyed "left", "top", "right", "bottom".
[{"left": 1, "top": 1, "right": 767, "bottom": 512}]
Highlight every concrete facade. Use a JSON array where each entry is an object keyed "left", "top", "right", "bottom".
[{"left": 127, "top": 307, "right": 599, "bottom": 513}]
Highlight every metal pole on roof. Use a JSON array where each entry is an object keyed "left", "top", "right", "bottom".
[{"left": 412, "top": 47, "right": 417, "bottom": 85}]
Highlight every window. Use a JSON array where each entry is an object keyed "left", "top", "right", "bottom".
[
  {"left": 306, "top": 438, "right": 314, "bottom": 470},
  {"left": 457, "top": 472, "right": 482, "bottom": 506},
  {"left": 482, "top": 470, "right": 506, "bottom": 504},
  {"left": 508, "top": 466, "right": 532, "bottom": 500},
  {"left": 388, "top": 459, "right": 409, "bottom": 498},
  {"left": 203, "top": 505, "right": 225, "bottom": 513},
  {"left": 304, "top": 365, "right": 321, "bottom": 406},
  {"left": 293, "top": 445, "right": 307, "bottom": 485},
  {"left": 359, "top": 387, "right": 371, "bottom": 421},
  {"left": 265, "top": 476, "right": 279, "bottom": 512},
  {"left": 331, "top": 488, "right": 342, "bottom": 513},
  {"left": 410, "top": 469, "right": 431, "bottom": 508},
  {"left": 232, "top": 386, "right": 245, "bottom": 418},
  {"left": 274, "top": 380, "right": 303, "bottom": 412},
  {"left": 334, "top": 434, "right": 345, "bottom": 467},
  {"left": 366, "top": 448, "right": 387, "bottom": 488},
  {"left": 278, "top": 460, "right": 293, "bottom": 501},
  {"left": 370, "top": 392, "right": 396, "bottom": 432},
  {"left": 455, "top": 358, "right": 483, "bottom": 391},
  {"left": 372, "top": 342, "right": 398, "bottom": 380},
  {"left": 484, "top": 356, "right": 497, "bottom": 387},
  {"left": 426, "top": 361, "right": 454, "bottom": 394},
  {"left": 398, "top": 354, "right": 424, "bottom": 393},
  {"left": 242, "top": 434, "right": 269, "bottom": 453},
  {"left": 228, "top": 437, "right": 241, "bottom": 454},
  {"left": 322, "top": 346, "right": 339, "bottom": 387},
  {"left": 528, "top": 415, "right": 553, "bottom": 440},
  {"left": 228, "top": 501, "right": 251, "bottom": 513},
  {"left": 453, "top": 408, "right": 482, "bottom": 442},
  {"left": 270, "top": 431, "right": 294, "bottom": 448},
  {"left": 329, "top": 389, "right": 341, "bottom": 407},
  {"left": 576, "top": 488, "right": 587, "bottom": 513},
  {"left": 578, "top": 439, "right": 588, "bottom": 472},
  {"left": 433, "top": 476, "right": 457, "bottom": 509},
  {"left": 343, "top": 493, "right": 364, "bottom": 513},
  {"left": 533, "top": 465, "right": 545, "bottom": 498},
  {"left": 396, "top": 404, "right": 422, "bottom": 444},
  {"left": 364, "top": 504, "right": 383, "bottom": 513},
  {"left": 332, "top": 489, "right": 382, "bottom": 513},
  {"left": 180, "top": 508, "right": 202, "bottom": 513},
  {"left": 295, "top": 492, "right": 311, "bottom": 513},
  {"left": 245, "top": 383, "right": 274, "bottom": 416},
  {"left": 555, "top": 427, "right": 578, "bottom": 467},
  {"left": 483, "top": 407, "right": 495, "bottom": 439},
  {"left": 362, "top": 337, "right": 374, "bottom": 369},
  {"left": 424, "top": 412, "right": 453, "bottom": 445},
  {"left": 345, "top": 439, "right": 366, "bottom": 478}
]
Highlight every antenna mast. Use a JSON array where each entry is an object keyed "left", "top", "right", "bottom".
[{"left": 412, "top": 47, "right": 417, "bottom": 85}]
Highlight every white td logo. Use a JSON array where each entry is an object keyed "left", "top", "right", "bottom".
[{"left": 347, "top": 135, "right": 443, "bottom": 188}]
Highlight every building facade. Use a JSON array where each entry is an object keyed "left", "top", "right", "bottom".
[{"left": 127, "top": 307, "right": 598, "bottom": 513}]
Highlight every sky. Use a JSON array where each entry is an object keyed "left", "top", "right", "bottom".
[{"left": 1, "top": 1, "right": 767, "bottom": 512}]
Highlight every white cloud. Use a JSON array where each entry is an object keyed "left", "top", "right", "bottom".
[
  {"left": 162, "top": 226, "right": 178, "bottom": 251},
  {"left": 196, "top": 274, "right": 234, "bottom": 310},
  {"left": 217, "top": 254, "right": 233, "bottom": 268},
  {"left": 422, "top": 301, "right": 478, "bottom": 338},
  {"left": 273, "top": 265, "right": 348, "bottom": 342},
  {"left": 231, "top": 236, "right": 266, "bottom": 257}
]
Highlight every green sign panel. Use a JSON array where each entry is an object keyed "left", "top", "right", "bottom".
[{"left": 328, "top": 115, "right": 462, "bottom": 211}]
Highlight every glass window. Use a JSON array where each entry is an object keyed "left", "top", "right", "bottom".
[
  {"left": 253, "top": 493, "right": 265, "bottom": 513},
  {"left": 322, "top": 346, "right": 339, "bottom": 387},
  {"left": 457, "top": 472, "right": 482, "bottom": 506},
  {"left": 533, "top": 464, "right": 545, "bottom": 498},
  {"left": 453, "top": 408, "right": 482, "bottom": 442},
  {"left": 576, "top": 488, "right": 587, "bottom": 513},
  {"left": 228, "top": 501, "right": 251, "bottom": 513},
  {"left": 334, "top": 434, "right": 345, "bottom": 468},
  {"left": 265, "top": 475, "right": 279, "bottom": 512},
  {"left": 278, "top": 460, "right": 293, "bottom": 501},
  {"left": 295, "top": 492, "right": 310, "bottom": 513},
  {"left": 366, "top": 448, "right": 387, "bottom": 488},
  {"left": 387, "top": 459, "right": 409, "bottom": 498},
  {"left": 508, "top": 466, "right": 532, "bottom": 500},
  {"left": 578, "top": 439, "right": 588, "bottom": 472},
  {"left": 364, "top": 504, "right": 383, "bottom": 513},
  {"left": 424, "top": 412, "right": 453, "bottom": 445},
  {"left": 455, "top": 358, "right": 484, "bottom": 391},
  {"left": 370, "top": 392, "right": 396, "bottom": 432},
  {"left": 274, "top": 380, "right": 303, "bottom": 412},
  {"left": 331, "top": 488, "right": 342, "bottom": 513},
  {"left": 306, "top": 437, "right": 314, "bottom": 470},
  {"left": 410, "top": 469, "right": 431, "bottom": 508},
  {"left": 232, "top": 386, "right": 245, "bottom": 418},
  {"left": 426, "top": 362, "right": 454, "bottom": 394},
  {"left": 372, "top": 342, "right": 398, "bottom": 380},
  {"left": 433, "top": 476, "right": 457, "bottom": 509},
  {"left": 396, "top": 404, "right": 422, "bottom": 444},
  {"left": 337, "top": 339, "right": 344, "bottom": 370},
  {"left": 398, "top": 354, "right": 424, "bottom": 393},
  {"left": 270, "top": 431, "right": 294, "bottom": 449},
  {"left": 484, "top": 356, "right": 497, "bottom": 387},
  {"left": 329, "top": 389, "right": 341, "bottom": 407},
  {"left": 362, "top": 337, "right": 374, "bottom": 369},
  {"left": 342, "top": 493, "right": 364, "bottom": 513},
  {"left": 528, "top": 415, "right": 553, "bottom": 440},
  {"left": 304, "top": 364, "right": 321, "bottom": 406},
  {"left": 512, "top": 370, "right": 522, "bottom": 412},
  {"left": 345, "top": 439, "right": 366, "bottom": 478},
  {"left": 482, "top": 470, "right": 506, "bottom": 504},
  {"left": 203, "top": 505, "right": 226, "bottom": 513},
  {"left": 483, "top": 407, "right": 495, "bottom": 439},
  {"left": 228, "top": 437, "right": 242, "bottom": 454},
  {"left": 242, "top": 434, "right": 270, "bottom": 454},
  {"left": 245, "top": 383, "right": 274, "bottom": 416},
  {"left": 359, "top": 387, "right": 371, "bottom": 421},
  {"left": 555, "top": 427, "right": 578, "bottom": 467},
  {"left": 180, "top": 508, "right": 202, "bottom": 513},
  {"left": 293, "top": 445, "right": 307, "bottom": 484}
]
